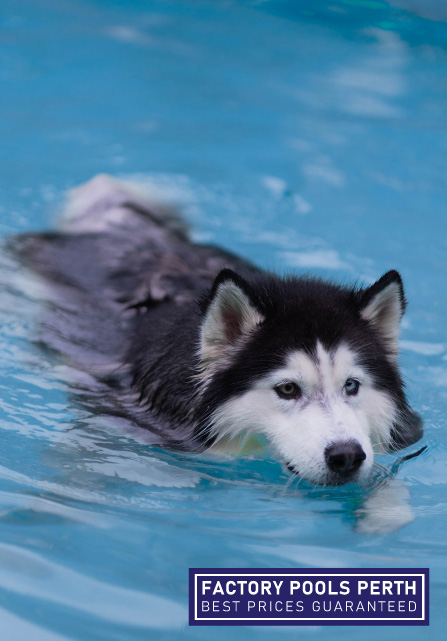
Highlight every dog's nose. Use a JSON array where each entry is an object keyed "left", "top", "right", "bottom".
[{"left": 324, "top": 441, "right": 366, "bottom": 475}]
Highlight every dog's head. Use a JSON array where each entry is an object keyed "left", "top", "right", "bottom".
[{"left": 195, "top": 269, "right": 422, "bottom": 485}]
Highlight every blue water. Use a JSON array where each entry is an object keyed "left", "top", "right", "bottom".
[{"left": 0, "top": 0, "right": 446, "bottom": 639}]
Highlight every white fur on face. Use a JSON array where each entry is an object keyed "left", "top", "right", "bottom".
[{"left": 207, "top": 342, "right": 396, "bottom": 485}]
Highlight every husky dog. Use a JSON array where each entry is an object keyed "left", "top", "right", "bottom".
[{"left": 13, "top": 175, "right": 422, "bottom": 486}]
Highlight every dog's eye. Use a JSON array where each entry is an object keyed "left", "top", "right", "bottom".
[
  {"left": 275, "top": 382, "right": 301, "bottom": 400},
  {"left": 344, "top": 378, "right": 360, "bottom": 396}
]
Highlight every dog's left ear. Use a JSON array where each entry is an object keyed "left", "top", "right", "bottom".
[
  {"left": 359, "top": 270, "right": 406, "bottom": 357},
  {"left": 200, "top": 269, "right": 265, "bottom": 367}
]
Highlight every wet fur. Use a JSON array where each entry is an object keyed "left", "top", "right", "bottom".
[{"left": 10, "top": 175, "right": 423, "bottom": 482}]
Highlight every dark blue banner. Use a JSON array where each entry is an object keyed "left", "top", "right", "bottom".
[{"left": 189, "top": 568, "right": 429, "bottom": 626}]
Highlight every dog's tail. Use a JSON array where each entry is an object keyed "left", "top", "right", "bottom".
[
  {"left": 6, "top": 175, "right": 192, "bottom": 377},
  {"left": 58, "top": 173, "right": 189, "bottom": 239},
  {"left": 9, "top": 174, "right": 192, "bottom": 302}
]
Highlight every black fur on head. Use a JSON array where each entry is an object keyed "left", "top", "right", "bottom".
[
  {"left": 195, "top": 268, "right": 422, "bottom": 451},
  {"left": 199, "top": 268, "right": 264, "bottom": 316}
]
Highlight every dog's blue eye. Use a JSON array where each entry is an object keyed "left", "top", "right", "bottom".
[
  {"left": 275, "top": 382, "right": 301, "bottom": 400},
  {"left": 344, "top": 378, "right": 360, "bottom": 396}
]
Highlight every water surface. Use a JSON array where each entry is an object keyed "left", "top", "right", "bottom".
[{"left": 0, "top": 1, "right": 446, "bottom": 639}]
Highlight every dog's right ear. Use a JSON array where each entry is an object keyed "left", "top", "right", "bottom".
[{"left": 199, "top": 269, "right": 264, "bottom": 367}]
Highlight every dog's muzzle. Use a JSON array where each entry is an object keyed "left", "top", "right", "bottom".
[{"left": 324, "top": 440, "right": 366, "bottom": 477}]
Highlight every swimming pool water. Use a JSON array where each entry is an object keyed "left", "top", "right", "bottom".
[{"left": 0, "top": 1, "right": 446, "bottom": 639}]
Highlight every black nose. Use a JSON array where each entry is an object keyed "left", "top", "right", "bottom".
[{"left": 324, "top": 441, "right": 366, "bottom": 476}]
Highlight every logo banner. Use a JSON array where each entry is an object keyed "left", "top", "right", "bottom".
[{"left": 189, "top": 568, "right": 429, "bottom": 626}]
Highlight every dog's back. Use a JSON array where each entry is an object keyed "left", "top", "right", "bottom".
[
  {"left": 13, "top": 176, "right": 250, "bottom": 359},
  {"left": 10, "top": 175, "right": 255, "bottom": 447}
]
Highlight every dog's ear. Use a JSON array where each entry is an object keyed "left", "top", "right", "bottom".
[
  {"left": 200, "top": 269, "right": 264, "bottom": 366},
  {"left": 359, "top": 270, "right": 406, "bottom": 357},
  {"left": 390, "top": 406, "right": 424, "bottom": 451}
]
